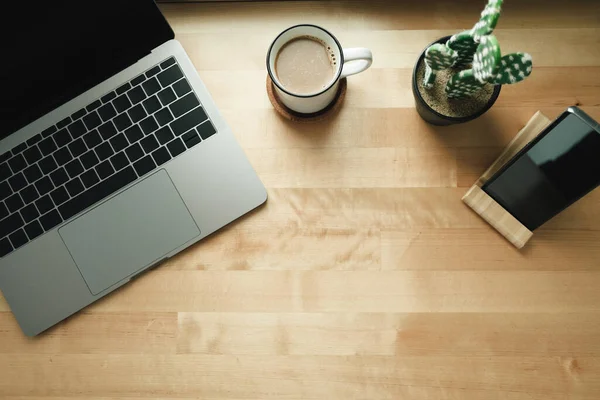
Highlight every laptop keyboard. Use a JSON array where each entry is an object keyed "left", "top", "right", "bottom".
[{"left": 0, "top": 57, "right": 217, "bottom": 258}]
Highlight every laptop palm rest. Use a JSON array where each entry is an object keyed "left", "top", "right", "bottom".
[{"left": 58, "top": 170, "right": 200, "bottom": 295}]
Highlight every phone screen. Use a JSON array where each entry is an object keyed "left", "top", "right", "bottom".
[{"left": 482, "top": 113, "right": 600, "bottom": 230}]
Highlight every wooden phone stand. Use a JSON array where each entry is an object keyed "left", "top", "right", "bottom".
[{"left": 462, "top": 111, "right": 552, "bottom": 249}]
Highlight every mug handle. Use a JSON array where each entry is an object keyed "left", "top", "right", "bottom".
[{"left": 340, "top": 48, "right": 373, "bottom": 78}]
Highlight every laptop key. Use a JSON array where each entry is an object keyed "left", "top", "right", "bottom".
[
  {"left": 23, "top": 146, "right": 43, "bottom": 165},
  {"left": 83, "top": 111, "right": 102, "bottom": 131},
  {"left": 68, "top": 120, "right": 87, "bottom": 138},
  {"left": 0, "top": 213, "right": 24, "bottom": 238},
  {"left": 140, "top": 116, "right": 159, "bottom": 135},
  {"left": 140, "top": 135, "right": 159, "bottom": 153},
  {"left": 114, "top": 113, "right": 133, "bottom": 132},
  {"left": 146, "top": 65, "right": 161, "bottom": 77},
  {"left": 172, "top": 78, "right": 192, "bottom": 97},
  {"left": 57, "top": 116, "right": 72, "bottom": 129},
  {"left": 170, "top": 92, "right": 200, "bottom": 118},
  {"left": 131, "top": 74, "right": 146, "bottom": 86},
  {"left": 151, "top": 147, "right": 171, "bottom": 166},
  {"left": 68, "top": 138, "right": 87, "bottom": 158},
  {"left": 155, "top": 108, "right": 174, "bottom": 127},
  {"left": 53, "top": 128, "right": 72, "bottom": 147},
  {"left": 86, "top": 100, "right": 102, "bottom": 112},
  {"left": 39, "top": 156, "right": 58, "bottom": 175},
  {"left": 128, "top": 104, "right": 147, "bottom": 124},
  {"left": 6, "top": 193, "right": 24, "bottom": 213},
  {"left": 101, "top": 91, "right": 117, "bottom": 104},
  {"left": 0, "top": 181, "right": 13, "bottom": 201},
  {"left": 81, "top": 150, "right": 100, "bottom": 170},
  {"left": 133, "top": 155, "right": 156, "bottom": 177},
  {"left": 71, "top": 108, "right": 86, "bottom": 121},
  {"left": 182, "top": 130, "right": 202, "bottom": 149},
  {"left": 9, "top": 173, "right": 27, "bottom": 192},
  {"left": 26, "top": 134, "right": 42, "bottom": 147},
  {"left": 142, "top": 77, "right": 161, "bottom": 96},
  {"left": 24, "top": 220, "right": 43, "bottom": 241},
  {"left": 160, "top": 57, "right": 176, "bottom": 69},
  {"left": 95, "top": 142, "right": 114, "bottom": 161},
  {"left": 125, "top": 143, "right": 144, "bottom": 163},
  {"left": 12, "top": 143, "right": 27, "bottom": 155},
  {"left": 50, "top": 186, "right": 69, "bottom": 206},
  {"left": 0, "top": 152, "right": 10, "bottom": 164},
  {"left": 98, "top": 121, "right": 118, "bottom": 140},
  {"left": 20, "top": 185, "right": 39, "bottom": 204},
  {"left": 53, "top": 148, "right": 72, "bottom": 166},
  {"left": 157, "top": 64, "right": 183, "bottom": 87},
  {"left": 50, "top": 167, "right": 69, "bottom": 187},
  {"left": 24, "top": 164, "right": 43, "bottom": 184},
  {"left": 59, "top": 166, "right": 137, "bottom": 221},
  {"left": 110, "top": 134, "right": 129, "bottom": 153},
  {"left": 170, "top": 107, "right": 208, "bottom": 136},
  {"left": 81, "top": 169, "right": 100, "bottom": 188},
  {"left": 157, "top": 87, "right": 177, "bottom": 106},
  {"left": 42, "top": 125, "right": 58, "bottom": 138},
  {"left": 197, "top": 120, "right": 217, "bottom": 140},
  {"left": 113, "top": 94, "right": 132, "bottom": 113},
  {"left": 116, "top": 82, "right": 131, "bottom": 95},
  {"left": 38, "top": 137, "right": 58, "bottom": 156},
  {"left": 110, "top": 152, "right": 129, "bottom": 171},
  {"left": 65, "top": 178, "right": 85, "bottom": 197},
  {"left": 9, "top": 229, "right": 28, "bottom": 249},
  {"left": 127, "top": 86, "right": 146, "bottom": 105},
  {"left": 83, "top": 129, "right": 102, "bottom": 148},
  {"left": 156, "top": 126, "right": 174, "bottom": 145},
  {"left": 142, "top": 96, "right": 161, "bottom": 115},
  {"left": 96, "top": 161, "right": 115, "bottom": 180},
  {"left": 20, "top": 204, "right": 39, "bottom": 223},
  {"left": 35, "top": 176, "right": 54, "bottom": 196},
  {"left": 40, "top": 210, "right": 62, "bottom": 231},
  {"left": 0, "top": 163, "right": 11, "bottom": 181},
  {"left": 8, "top": 154, "right": 27, "bottom": 173},
  {"left": 65, "top": 159, "right": 84, "bottom": 178},
  {"left": 98, "top": 103, "right": 117, "bottom": 122},
  {"left": 166, "top": 138, "right": 186, "bottom": 158},
  {"left": 0, "top": 203, "right": 8, "bottom": 220},
  {"left": 0, "top": 237, "right": 12, "bottom": 257},
  {"left": 35, "top": 195, "right": 54, "bottom": 215},
  {"left": 125, "top": 124, "right": 144, "bottom": 143}
]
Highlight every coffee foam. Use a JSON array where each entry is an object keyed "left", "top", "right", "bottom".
[{"left": 275, "top": 35, "right": 338, "bottom": 94}]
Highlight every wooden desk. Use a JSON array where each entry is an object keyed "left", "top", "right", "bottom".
[{"left": 2, "top": 1, "right": 600, "bottom": 398}]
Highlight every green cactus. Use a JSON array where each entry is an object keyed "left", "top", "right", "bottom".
[
  {"left": 472, "top": 0, "right": 503, "bottom": 42},
  {"left": 423, "top": 43, "right": 458, "bottom": 89},
  {"left": 472, "top": 35, "right": 501, "bottom": 83},
  {"left": 445, "top": 69, "right": 486, "bottom": 99},
  {"left": 419, "top": 0, "right": 532, "bottom": 102},
  {"left": 447, "top": 31, "right": 478, "bottom": 69},
  {"left": 489, "top": 52, "right": 533, "bottom": 84}
]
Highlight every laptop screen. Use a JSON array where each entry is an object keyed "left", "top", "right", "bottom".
[{"left": 0, "top": 0, "right": 174, "bottom": 140}]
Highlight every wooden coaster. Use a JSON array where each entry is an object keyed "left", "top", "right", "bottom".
[
  {"left": 266, "top": 75, "right": 347, "bottom": 123},
  {"left": 462, "top": 111, "right": 552, "bottom": 249}
]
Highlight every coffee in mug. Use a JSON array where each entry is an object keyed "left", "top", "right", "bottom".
[
  {"left": 267, "top": 24, "right": 373, "bottom": 114},
  {"left": 275, "top": 36, "right": 336, "bottom": 95}
]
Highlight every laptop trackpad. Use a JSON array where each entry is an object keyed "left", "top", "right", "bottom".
[{"left": 59, "top": 170, "right": 200, "bottom": 295}]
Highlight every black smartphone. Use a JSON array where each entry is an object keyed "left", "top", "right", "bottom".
[{"left": 482, "top": 106, "right": 600, "bottom": 230}]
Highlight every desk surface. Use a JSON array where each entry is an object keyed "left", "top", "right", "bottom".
[{"left": 2, "top": 1, "right": 600, "bottom": 398}]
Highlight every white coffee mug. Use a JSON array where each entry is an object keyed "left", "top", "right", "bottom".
[{"left": 267, "top": 24, "right": 373, "bottom": 114}]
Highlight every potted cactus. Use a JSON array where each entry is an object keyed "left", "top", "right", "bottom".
[{"left": 412, "top": 0, "right": 533, "bottom": 126}]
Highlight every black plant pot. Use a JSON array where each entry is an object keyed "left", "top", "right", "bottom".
[{"left": 412, "top": 36, "right": 502, "bottom": 126}]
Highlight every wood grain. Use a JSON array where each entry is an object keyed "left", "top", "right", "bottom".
[{"left": 2, "top": 0, "right": 600, "bottom": 399}]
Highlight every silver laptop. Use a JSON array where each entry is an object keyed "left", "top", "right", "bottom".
[{"left": 0, "top": 0, "right": 266, "bottom": 336}]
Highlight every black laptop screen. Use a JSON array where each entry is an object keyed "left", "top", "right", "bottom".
[{"left": 0, "top": 0, "right": 174, "bottom": 140}]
